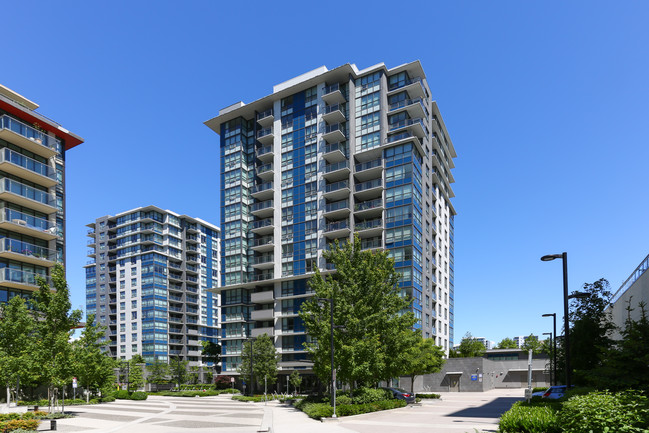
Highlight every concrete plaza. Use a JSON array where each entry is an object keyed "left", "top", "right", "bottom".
[{"left": 39, "top": 389, "right": 523, "bottom": 433}]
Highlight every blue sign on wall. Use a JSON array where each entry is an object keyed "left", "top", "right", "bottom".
[{"left": 470, "top": 374, "right": 478, "bottom": 381}]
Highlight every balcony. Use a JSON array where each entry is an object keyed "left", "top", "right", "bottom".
[
  {"left": 0, "top": 115, "right": 59, "bottom": 158},
  {"left": 322, "top": 160, "right": 350, "bottom": 182},
  {"left": 361, "top": 236, "right": 383, "bottom": 251},
  {"left": 252, "top": 253, "right": 274, "bottom": 270},
  {"left": 0, "top": 208, "right": 58, "bottom": 240},
  {"left": 321, "top": 123, "right": 346, "bottom": 143},
  {"left": 322, "top": 83, "right": 346, "bottom": 104},
  {"left": 323, "top": 199, "right": 350, "bottom": 219},
  {"left": 354, "top": 178, "right": 383, "bottom": 200},
  {"left": 251, "top": 271, "right": 274, "bottom": 282},
  {"left": 389, "top": 117, "right": 427, "bottom": 140},
  {"left": 385, "top": 131, "right": 424, "bottom": 156},
  {"left": 251, "top": 236, "right": 274, "bottom": 252},
  {"left": 256, "top": 145, "right": 274, "bottom": 163},
  {"left": 251, "top": 326, "right": 274, "bottom": 338},
  {"left": 0, "top": 238, "right": 57, "bottom": 266},
  {"left": 251, "top": 290, "right": 274, "bottom": 304},
  {"left": 256, "top": 163, "right": 274, "bottom": 181},
  {"left": 388, "top": 97, "right": 428, "bottom": 119},
  {"left": 256, "top": 108, "right": 274, "bottom": 127},
  {"left": 0, "top": 178, "right": 57, "bottom": 213},
  {"left": 251, "top": 218, "right": 274, "bottom": 235},
  {"left": 0, "top": 268, "right": 51, "bottom": 291},
  {"left": 0, "top": 148, "right": 57, "bottom": 187},
  {"left": 322, "top": 103, "right": 346, "bottom": 123},
  {"left": 323, "top": 219, "right": 351, "bottom": 239},
  {"left": 354, "top": 218, "right": 383, "bottom": 238},
  {"left": 387, "top": 76, "right": 426, "bottom": 99},
  {"left": 251, "top": 200, "right": 274, "bottom": 218},
  {"left": 251, "top": 182, "right": 274, "bottom": 200},
  {"left": 257, "top": 127, "right": 274, "bottom": 145},
  {"left": 251, "top": 308, "right": 274, "bottom": 321},
  {"left": 322, "top": 142, "right": 348, "bottom": 163},
  {"left": 354, "top": 198, "right": 384, "bottom": 218},
  {"left": 323, "top": 180, "right": 350, "bottom": 201},
  {"left": 354, "top": 158, "right": 383, "bottom": 182}
]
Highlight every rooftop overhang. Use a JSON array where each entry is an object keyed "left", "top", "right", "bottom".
[{"left": 0, "top": 97, "right": 84, "bottom": 151}]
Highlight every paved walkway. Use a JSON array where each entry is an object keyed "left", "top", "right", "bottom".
[{"left": 37, "top": 389, "right": 523, "bottom": 433}]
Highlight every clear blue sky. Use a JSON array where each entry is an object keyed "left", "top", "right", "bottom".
[{"left": 3, "top": 1, "right": 648, "bottom": 344}]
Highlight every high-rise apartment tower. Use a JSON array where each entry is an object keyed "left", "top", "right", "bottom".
[
  {"left": 0, "top": 84, "right": 83, "bottom": 303},
  {"left": 85, "top": 206, "right": 220, "bottom": 366},
  {"left": 205, "top": 61, "right": 456, "bottom": 374}
]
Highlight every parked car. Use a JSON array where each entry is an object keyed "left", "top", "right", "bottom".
[
  {"left": 381, "top": 387, "right": 416, "bottom": 404},
  {"left": 531, "top": 385, "right": 568, "bottom": 399}
]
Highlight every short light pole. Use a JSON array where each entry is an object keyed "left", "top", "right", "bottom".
[
  {"left": 542, "top": 313, "right": 557, "bottom": 386},
  {"left": 542, "top": 332, "right": 553, "bottom": 386},
  {"left": 247, "top": 338, "right": 256, "bottom": 397}
]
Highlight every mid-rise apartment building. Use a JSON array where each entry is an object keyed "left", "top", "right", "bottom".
[
  {"left": 0, "top": 84, "right": 83, "bottom": 303},
  {"left": 85, "top": 206, "right": 220, "bottom": 366},
  {"left": 205, "top": 61, "right": 456, "bottom": 374}
]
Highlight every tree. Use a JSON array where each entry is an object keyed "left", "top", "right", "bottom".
[
  {"left": 238, "top": 334, "right": 279, "bottom": 392},
  {"left": 32, "top": 264, "right": 82, "bottom": 410},
  {"left": 402, "top": 334, "right": 445, "bottom": 393},
  {"left": 567, "top": 278, "right": 616, "bottom": 387},
  {"left": 201, "top": 341, "right": 221, "bottom": 374},
  {"left": 146, "top": 358, "right": 169, "bottom": 392},
  {"left": 72, "top": 314, "right": 115, "bottom": 402},
  {"left": 128, "top": 355, "right": 145, "bottom": 390},
  {"left": 289, "top": 370, "right": 302, "bottom": 395},
  {"left": 521, "top": 334, "right": 543, "bottom": 355},
  {"left": 496, "top": 338, "right": 518, "bottom": 349},
  {"left": 169, "top": 356, "right": 188, "bottom": 388},
  {"left": 300, "top": 236, "right": 417, "bottom": 388},
  {"left": 0, "top": 296, "right": 35, "bottom": 405},
  {"left": 188, "top": 366, "right": 199, "bottom": 384},
  {"left": 457, "top": 332, "right": 486, "bottom": 358}
]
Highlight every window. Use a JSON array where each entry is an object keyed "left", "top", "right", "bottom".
[
  {"left": 131, "top": 278, "right": 137, "bottom": 287},
  {"left": 131, "top": 322, "right": 137, "bottom": 330},
  {"left": 131, "top": 289, "right": 137, "bottom": 298}
]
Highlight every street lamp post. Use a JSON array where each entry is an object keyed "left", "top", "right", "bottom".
[
  {"left": 542, "top": 332, "right": 553, "bottom": 385},
  {"left": 540, "top": 252, "right": 573, "bottom": 388},
  {"left": 541, "top": 313, "right": 557, "bottom": 386},
  {"left": 318, "top": 297, "right": 339, "bottom": 418},
  {"left": 247, "top": 338, "right": 256, "bottom": 397}
]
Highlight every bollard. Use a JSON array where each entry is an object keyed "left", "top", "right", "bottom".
[{"left": 50, "top": 419, "right": 57, "bottom": 431}]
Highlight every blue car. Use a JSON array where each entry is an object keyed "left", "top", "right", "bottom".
[
  {"left": 382, "top": 387, "right": 416, "bottom": 404},
  {"left": 531, "top": 385, "right": 568, "bottom": 399}
]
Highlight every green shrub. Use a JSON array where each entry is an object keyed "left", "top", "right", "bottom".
[
  {"left": 115, "top": 390, "right": 131, "bottom": 399},
  {"left": 351, "top": 387, "right": 392, "bottom": 404},
  {"left": 558, "top": 390, "right": 649, "bottom": 433},
  {"left": 298, "top": 402, "right": 334, "bottom": 419},
  {"left": 19, "top": 413, "right": 35, "bottom": 421},
  {"left": 0, "top": 413, "right": 21, "bottom": 421},
  {"left": 416, "top": 393, "right": 441, "bottom": 399},
  {"left": 532, "top": 386, "right": 548, "bottom": 393},
  {"left": 100, "top": 395, "right": 115, "bottom": 402},
  {"left": 130, "top": 392, "right": 147, "bottom": 400},
  {"left": 15, "top": 400, "right": 48, "bottom": 407},
  {"left": 499, "top": 401, "right": 560, "bottom": 433},
  {"left": 335, "top": 395, "right": 352, "bottom": 405},
  {"left": 89, "top": 398, "right": 100, "bottom": 404}
]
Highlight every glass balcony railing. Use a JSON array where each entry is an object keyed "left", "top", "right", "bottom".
[
  {"left": 253, "top": 254, "right": 274, "bottom": 265},
  {"left": 251, "top": 218, "right": 274, "bottom": 230},
  {"left": 0, "top": 267, "right": 51, "bottom": 287},
  {"left": 0, "top": 178, "right": 56, "bottom": 207},
  {"left": 257, "top": 145, "right": 273, "bottom": 157},
  {"left": 325, "top": 199, "right": 349, "bottom": 213},
  {"left": 389, "top": 118, "right": 425, "bottom": 132},
  {"left": 0, "top": 115, "right": 60, "bottom": 153},
  {"left": 386, "top": 131, "right": 416, "bottom": 144},
  {"left": 323, "top": 142, "right": 348, "bottom": 155},
  {"left": 325, "top": 180, "right": 349, "bottom": 193},
  {"left": 252, "top": 236, "right": 274, "bottom": 247},
  {"left": 323, "top": 103, "right": 345, "bottom": 115},
  {"left": 355, "top": 179, "right": 382, "bottom": 192},
  {"left": 325, "top": 220, "right": 349, "bottom": 232},
  {"left": 354, "top": 198, "right": 383, "bottom": 212},
  {"left": 0, "top": 208, "right": 57, "bottom": 234},
  {"left": 0, "top": 238, "right": 57, "bottom": 261},
  {"left": 355, "top": 218, "right": 382, "bottom": 231},
  {"left": 361, "top": 237, "right": 382, "bottom": 250},
  {"left": 257, "top": 163, "right": 273, "bottom": 174},
  {"left": 324, "top": 161, "right": 349, "bottom": 173},
  {"left": 257, "top": 128, "right": 273, "bottom": 139},
  {"left": 256, "top": 109, "right": 273, "bottom": 120},
  {"left": 388, "top": 97, "right": 428, "bottom": 114},
  {"left": 251, "top": 182, "right": 273, "bottom": 194},
  {"left": 252, "top": 200, "right": 274, "bottom": 212},
  {"left": 323, "top": 83, "right": 341, "bottom": 95},
  {"left": 323, "top": 123, "right": 346, "bottom": 136},
  {"left": 388, "top": 76, "right": 423, "bottom": 92},
  {"left": 355, "top": 158, "right": 382, "bottom": 172},
  {"left": 0, "top": 148, "right": 56, "bottom": 180}
]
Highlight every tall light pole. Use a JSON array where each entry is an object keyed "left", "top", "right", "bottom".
[
  {"left": 542, "top": 313, "right": 557, "bottom": 386},
  {"left": 540, "top": 252, "right": 572, "bottom": 388},
  {"left": 318, "top": 297, "right": 340, "bottom": 418},
  {"left": 247, "top": 338, "right": 256, "bottom": 397}
]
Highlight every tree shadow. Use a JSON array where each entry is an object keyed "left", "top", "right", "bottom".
[{"left": 446, "top": 397, "right": 521, "bottom": 418}]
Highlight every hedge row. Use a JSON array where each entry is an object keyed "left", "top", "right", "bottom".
[
  {"left": 149, "top": 388, "right": 239, "bottom": 398},
  {"left": 499, "top": 390, "right": 649, "bottom": 433},
  {"left": 0, "top": 419, "right": 40, "bottom": 432},
  {"left": 294, "top": 399, "right": 406, "bottom": 419},
  {"left": 416, "top": 393, "right": 441, "bottom": 399},
  {"left": 115, "top": 390, "right": 147, "bottom": 400}
]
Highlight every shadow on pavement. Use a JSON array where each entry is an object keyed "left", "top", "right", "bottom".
[{"left": 446, "top": 397, "right": 521, "bottom": 418}]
